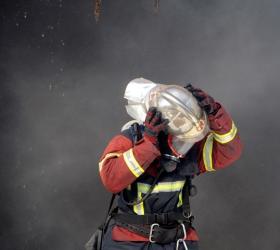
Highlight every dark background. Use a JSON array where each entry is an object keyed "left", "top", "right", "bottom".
[{"left": 1, "top": 0, "right": 279, "bottom": 249}]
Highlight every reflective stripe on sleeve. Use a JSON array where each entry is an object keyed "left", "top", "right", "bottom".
[
  {"left": 213, "top": 121, "right": 238, "bottom": 144},
  {"left": 123, "top": 148, "right": 145, "bottom": 178},
  {"left": 98, "top": 152, "right": 122, "bottom": 172},
  {"left": 203, "top": 133, "right": 215, "bottom": 172}
]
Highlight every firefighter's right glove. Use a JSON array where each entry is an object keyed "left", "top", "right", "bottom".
[{"left": 143, "top": 107, "right": 169, "bottom": 147}]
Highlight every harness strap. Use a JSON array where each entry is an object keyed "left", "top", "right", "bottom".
[
  {"left": 96, "top": 194, "right": 116, "bottom": 250},
  {"left": 182, "top": 178, "right": 191, "bottom": 218},
  {"left": 112, "top": 211, "right": 191, "bottom": 225},
  {"left": 102, "top": 194, "right": 116, "bottom": 232}
]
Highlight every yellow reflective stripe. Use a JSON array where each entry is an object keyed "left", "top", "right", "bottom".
[
  {"left": 98, "top": 152, "right": 122, "bottom": 172},
  {"left": 123, "top": 149, "right": 145, "bottom": 178},
  {"left": 134, "top": 181, "right": 185, "bottom": 215},
  {"left": 177, "top": 191, "right": 183, "bottom": 207},
  {"left": 123, "top": 149, "right": 144, "bottom": 177},
  {"left": 133, "top": 192, "right": 144, "bottom": 215},
  {"left": 137, "top": 181, "right": 185, "bottom": 194},
  {"left": 213, "top": 121, "right": 238, "bottom": 144},
  {"left": 99, "top": 149, "right": 145, "bottom": 178},
  {"left": 203, "top": 133, "right": 216, "bottom": 172}
]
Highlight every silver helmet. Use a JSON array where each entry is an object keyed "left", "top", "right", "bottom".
[{"left": 124, "top": 78, "right": 209, "bottom": 156}]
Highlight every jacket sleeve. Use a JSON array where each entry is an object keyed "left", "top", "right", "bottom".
[
  {"left": 98, "top": 135, "right": 161, "bottom": 193},
  {"left": 196, "top": 102, "right": 243, "bottom": 173}
]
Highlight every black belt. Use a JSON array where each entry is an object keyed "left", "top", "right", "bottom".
[{"left": 112, "top": 211, "right": 193, "bottom": 225}]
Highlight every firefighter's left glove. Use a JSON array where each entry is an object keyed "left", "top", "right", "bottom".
[
  {"left": 143, "top": 107, "right": 169, "bottom": 147},
  {"left": 185, "top": 83, "right": 221, "bottom": 115}
]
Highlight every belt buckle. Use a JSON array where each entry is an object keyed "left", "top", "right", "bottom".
[{"left": 149, "top": 223, "right": 159, "bottom": 243}]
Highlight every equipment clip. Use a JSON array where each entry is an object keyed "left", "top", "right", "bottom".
[
  {"left": 176, "top": 223, "right": 188, "bottom": 250},
  {"left": 149, "top": 223, "right": 160, "bottom": 243}
]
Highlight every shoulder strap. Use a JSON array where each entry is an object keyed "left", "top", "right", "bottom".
[
  {"left": 121, "top": 122, "right": 143, "bottom": 144},
  {"left": 182, "top": 178, "right": 191, "bottom": 218},
  {"left": 181, "top": 176, "right": 198, "bottom": 223},
  {"left": 107, "top": 194, "right": 116, "bottom": 216},
  {"left": 129, "top": 123, "right": 143, "bottom": 143},
  {"left": 98, "top": 194, "right": 116, "bottom": 250},
  {"left": 101, "top": 194, "right": 116, "bottom": 229}
]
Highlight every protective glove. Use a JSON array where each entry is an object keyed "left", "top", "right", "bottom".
[
  {"left": 185, "top": 83, "right": 221, "bottom": 115},
  {"left": 143, "top": 107, "right": 169, "bottom": 147}
]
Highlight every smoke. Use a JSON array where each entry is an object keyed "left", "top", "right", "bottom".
[{"left": 1, "top": 0, "right": 280, "bottom": 249}]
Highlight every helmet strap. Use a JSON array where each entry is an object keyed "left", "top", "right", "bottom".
[{"left": 167, "top": 134, "right": 184, "bottom": 158}]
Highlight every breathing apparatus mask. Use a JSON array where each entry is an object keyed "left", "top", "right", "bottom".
[{"left": 124, "top": 78, "right": 209, "bottom": 171}]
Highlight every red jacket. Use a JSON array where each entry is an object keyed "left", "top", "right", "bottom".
[{"left": 99, "top": 103, "right": 243, "bottom": 242}]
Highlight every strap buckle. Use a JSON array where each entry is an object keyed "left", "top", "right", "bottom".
[
  {"left": 149, "top": 223, "right": 159, "bottom": 243},
  {"left": 154, "top": 213, "right": 168, "bottom": 224},
  {"left": 183, "top": 211, "right": 192, "bottom": 219}
]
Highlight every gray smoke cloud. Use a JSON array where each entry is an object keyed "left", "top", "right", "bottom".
[{"left": 1, "top": 0, "right": 280, "bottom": 249}]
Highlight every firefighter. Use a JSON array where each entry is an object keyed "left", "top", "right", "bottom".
[{"left": 98, "top": 78, "right": 243, "bottom": 250}]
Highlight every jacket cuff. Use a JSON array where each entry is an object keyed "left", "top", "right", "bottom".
[{"left": 132, "top": 137, "right": 161, "bottom": 169}]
